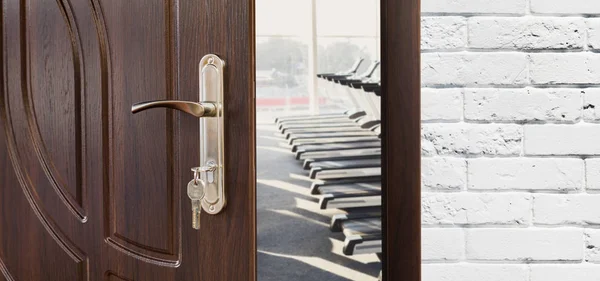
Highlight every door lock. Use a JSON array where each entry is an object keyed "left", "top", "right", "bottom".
[{"left": 131, "top": 54, "right": 227, "bottom": 229}]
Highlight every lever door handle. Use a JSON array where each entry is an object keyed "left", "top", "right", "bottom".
[
  {"left": 131, "top": 100, "right": 218, "bottom": 118},
  {"left": 131, "top": 54, "right": 227, "bottom": 228}
]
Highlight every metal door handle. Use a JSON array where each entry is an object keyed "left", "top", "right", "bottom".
[
  {"left": 131, "top": 100, "right": 218, "bottom": 118},
  {"left": 130, "top": 54, "right": 227, "bottom": 228}
]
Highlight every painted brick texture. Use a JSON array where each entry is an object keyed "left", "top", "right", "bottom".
[{"left": 422, "top": 0, "right": 600, "bottom": 279}]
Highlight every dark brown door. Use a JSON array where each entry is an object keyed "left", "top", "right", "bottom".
[{"left": 0, "top": 0, "right": 255, "bottom": 280}]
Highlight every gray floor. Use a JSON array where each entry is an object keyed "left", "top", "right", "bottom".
[{"left": 256, "top": 117, "right": 381, "bottom": 281}]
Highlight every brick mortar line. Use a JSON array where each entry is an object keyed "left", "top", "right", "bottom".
[
  {"left": 424, "top": 189, "right": 589, "bottom": 193},
  {"left": 422, "top": 225, "right": 600, "bottom": 229},
  {"left": 420, "top": 155, "right": 595, "bottom": 159},
  {"left": 422, "top": 189, "right": 600, "bottom": 195},
  {"left": 422, "top": 13, "right": 600, "bottom": 18},
  {"left": 422, "top": 121, "right": 598, "bottom": 125},
  {"left": 422, "top": 189, "right": 596, "bottom": 194},
  {"left": 422, "top": 260, "right": 590, "bottom": 264},
  {"left": 421, "top": 86, "right": 600, "bottom": 89},
  {"left": 422, "top": 49, "right": 597, "bottom": 53},
  {"left": 422, "top": 85, "right": 600, "bottom": 89}
]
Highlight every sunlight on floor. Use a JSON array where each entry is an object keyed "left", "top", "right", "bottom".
[
  {"left": 257, "top": 145, "right": 293, "bottom": 154},
  {"left": 258, "top": 250, "right": 378, "bottom": 281},
  {"left": 258, "top": 179, "right": 310, "bottom": 196},
  {"left": 268, "top": 209, "right": 330, "bottom": 228}
]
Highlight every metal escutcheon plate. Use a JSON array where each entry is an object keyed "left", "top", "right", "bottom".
[{"left": 199, "top": 54, "right": 226, "bottom": 215}]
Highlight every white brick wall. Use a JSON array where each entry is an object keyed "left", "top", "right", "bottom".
[
  {"left": 422, "top": 192, "right": 531, "bottom": 225},
  {"left": 587, "top": 19, "right": 600, "bottom": 49},
  {"left": 530, "top": 265, "right": 600, "bottom": 281},
  {"left": 422, "top": 0, "right": 527, "bottom": 14},
  {"left": 534, "top": 195, "right": 600, "bottom": 225},
  {"left": 422, "top": 124, "right": 523, "bottom": 156},
  {"left": 468, "top": 17, "right": 584, "bottom": 50},
  {"left": 530, "top": 0, "right": 600, "bottom": 15},
  {"left": 422, "top": 17, "right": 467, "bottom": 50},
  {"left": 524, "top": 124, "right": 600, "bottom": 155},
  {"left": 422, "top": 88, "right": 463, "bottom": 121},
  {"left": 464, "top": 88, "right": 582, "bottom": 122},
  {"left": 422, "top": 0, "right": 600, "bottom": 279},
  {"left": 585, "top": 230, "right": 600, "bottom": 262},
  {"left": 422, "top": 53, "right": 528, "bottom": 86},
  {"left": 583, "top": 89, "right": 600, "bottom": 121},
  {"left": 423, "top": 264, "right": 529, "bottom": 281},
  {"left": 466, "top": 228, "right": 583, "bottom": 261},
  {"left": 422, "top": 157, "right": 467, "bottom": 191},
  {"left": 587, "top": 159, "right": 600, "bottom": 190},
  {"left": 468, "top": 158, "right": 584, "bottom": 191},
  {"left": 422, "top": 228, "right": 465, "bottom": 261},
  {"left": 529, "top": 53, "right": 600, "bottom": 85}
]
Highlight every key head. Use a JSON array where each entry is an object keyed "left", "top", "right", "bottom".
[{"left": 187, "top": 179, "right": 206, "bottom": 201}]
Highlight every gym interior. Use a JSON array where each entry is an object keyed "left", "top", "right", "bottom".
[{"left": 256, "top": 0, "right": 382, "bottom": 280}]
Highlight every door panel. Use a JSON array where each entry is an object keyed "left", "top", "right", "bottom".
[
  {"left": 1, "top": 0, "right": 256, "bottom": 280},
  {"left": 100, "top": 0, "right": 180, "bottom": 264},
  {"left": 28, "top": 0, "right": 83, "bottom": 213},
  {"left": 178, "top": 0, "right": 256, "bottom": 279},
  {"left": 0, "top": 114, "right": 86, "bottom": 280},
  {"left": 1, "top": 0, "right": 182, "bottom": 278}
]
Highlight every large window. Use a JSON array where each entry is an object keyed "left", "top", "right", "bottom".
[
  {"left": 316, "top": 0, "right": 379, "bottom": 74},
  {"left": 256, "top": 0, "right": 380, "bottom": 115}
]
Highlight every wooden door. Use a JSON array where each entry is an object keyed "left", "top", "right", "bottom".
[{"left": 0, "top": 0, "right": 255, "bottom": 280}]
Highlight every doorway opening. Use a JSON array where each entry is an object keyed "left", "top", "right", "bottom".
[{"left": 256, "top": 0, "right": 383, "bottom": 280}]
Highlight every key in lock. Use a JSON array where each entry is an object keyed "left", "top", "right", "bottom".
[{"left": 188, "top": 162, "right": 218, "bottom": 230}]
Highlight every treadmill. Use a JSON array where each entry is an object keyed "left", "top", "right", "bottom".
[
  {"left": 285, "top": 62, "right": 382, "bottom": 143},
  {"left": 309, "top": 84, "right": 383, "bottom": 209},
  {"left": 300, "top": 82, "right": 382, "bottom": 174},
  {"left": 284, "top": 69, "right": 381, "bottom": 142},
  {"left": 275, "top": 61, "right": 385, "bottom": 209},
  {"left": 306, "top": 82, "right": 383, "bottom": 179},
  {"left": 276, "top": 63, "right": 371, "bottom": 135},
  {"left": 290, "top": 69, "right": 382, "bottom": 151},
  {"left": 320, "top": 83, "right": 383, "bottom": 251},
  {"left": 340, "top": 218, "right": 382, "bottom": 256}
]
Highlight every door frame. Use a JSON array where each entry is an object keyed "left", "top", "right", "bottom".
[
  {"left": 380, "top": 0, "right": 421, "bottom": 280},
  {"left": 245, "top": 0, "right": 422, "bottom": 280}
]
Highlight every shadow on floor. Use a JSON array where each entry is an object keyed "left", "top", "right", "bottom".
[{"left": 257, "top": 124, "right": 381, "bottom": 281}]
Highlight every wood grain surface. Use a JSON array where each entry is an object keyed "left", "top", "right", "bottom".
[{"left": 381, "top": 0, "right": 422, "bottom": 280}]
